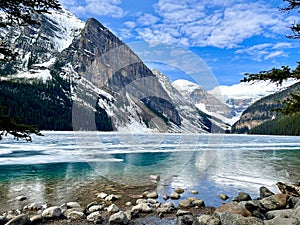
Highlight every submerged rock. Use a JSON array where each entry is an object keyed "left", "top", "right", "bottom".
[
  {"left": 233, "top": 192, "right": 252, "bottom": 202},
  {"left": 170, "top": 191, "right": 181, "bottom": 200},
  {"left": 175, "top": 188, "right": 185, "bottom": 194},
  {"left": 218, "top": 193, "right": 229, "bottom": 201}
]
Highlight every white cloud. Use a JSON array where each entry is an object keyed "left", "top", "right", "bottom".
[
  {"left": 124, "top": 21, "right": 136, "bottom": 29},
  {"left": 61, "top": 0, "right": 125, "bottom": 18},
  {"left": 132, "top": 0, "right": 296, "bottom": 49},
  {"left": 264, "top": 50, "right": 285, "bottom": 60},
  {"left": 272, "top": 42, "right": 292, "bottom": 49},
  {"left": 235, "top": 42, "right": 291, "bottom": 61},
  {"left": 137, "top": 14, "right": 160, "bottom": 26}
]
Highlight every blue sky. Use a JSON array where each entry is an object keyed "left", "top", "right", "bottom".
[{"left": 60, "top": 0, "right": 300, "bottom": 89}]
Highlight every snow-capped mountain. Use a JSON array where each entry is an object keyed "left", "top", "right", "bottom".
[
  {"left": 172, "top": 78, "right": 298, "bottom": 126},
  {"left": 0, "top": 9, "right": 225, "bottom": 133},
  {"left": 172, "top": 79, "right": 236, "bottom": 126},
  {"left": 208, "top": 79, "right": 298, "bottom": 118}
]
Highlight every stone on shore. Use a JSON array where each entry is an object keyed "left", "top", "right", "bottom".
[
  {"left": 149, "top": 175, "right": 160, "bottom": 182},
  {"left": 176, "top": 209, "right": 192, "bottom": 216},
  {"left": 219, "top": 212, "right": 263, "bottom": 225},
  {"left": 30, "top": 215, "right": 43, "bottom": 224},
  {"left": 265, "top": 208, "right": 293, "bottom": 220},
  {"left": 26, "top": 203, "right": 43, "bottom": 211},
  {"left": 87, "top": 211, "right": 104, "bottom": 224},
  {"left": 176, "top": 214, "right": 194, "bottom": 225},
  {"left": 66, "top": 202, "right": 81, "bottom": 209},
  {"left": 276, "top": 182, "right": 300, "bottom": 196},
  {"left": 193, "top": 199, "right": 205, "bottom": 207},
  {"left": 5, "top": 214, "right": 30, "bottom": 225},
  {"left": 97, "top": 192, "right": 108, "bottom": 199},
  {"left": 109, "top": 211, "right": 129, "bottom": 224},
  {"left": 42, "top": 206, "right": 62, "bottom": 219},
  {"left": 15, "top": 196, "right": 27, "bottom": 201},
  {"left": 89, "top": 204, "right": 104, "bottom": 213},
  {"left": 105, "top": 194, "right": 120, "bottom": 201},
  {"left": 259, "top": 186, "right": 275, "bottom": 199},
  {"left": 195, "top": 214, "right": 220, "bottom": 225},
  {"left": 263, "top": 217, "right": 299, "bottom": 225},
  {"left": 107, "top": 204, "right": 120, "bottom": 213},
  {"left": 260, "top": 194, "right": 287, "bottom": 210},
  {"left": 146, "top": 191, "right": 158, "bottom": 199},
  {"left": 62, "top": 207, "right": 85, "bottom": 218},
  {"left": 241, "top": 200, "right": 266, "bottom": 219},
  {"left": 67, "top": 211, "right": 86, "bottom": 220},
  {"left": 179, "top": 199, "right": 193, "bottom": 208},
  {"left": 131, "top": 203, "right": 152, "bottom": 213},
  {"left": 215, "top": 202, "right": 251, "bottom": 217}
]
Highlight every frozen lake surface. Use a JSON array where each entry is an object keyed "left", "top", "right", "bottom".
[{"left": 0, "top": 131, "right": 300, "bottom": 209}]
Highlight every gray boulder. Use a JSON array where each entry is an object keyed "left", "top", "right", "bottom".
[
  {"left": 89, "top": 204, "right": 104, "bottom": 213},
  {"left": 109, "top": 211, "right": 129, "bottom": 224},
  {"left": 259, "top": 186, "right": 274, "bottom": 199},
  {"left": 107, "top": 204, "right": 120, "bottom": 213},
  {"left": 146, "top": 191, "right": 158, "bottom": 199},
  {"left": 42, "top": 206, "right": 62, "bottom": 219},
  {"left": 179, "top": 199, "right": 194, "bottom": 208},
  {"left": 66, "top": 202, "right": 81, "bottom": 209},
  {"left": 265, "top": 208, "right": 293, "bottom": 220},
  {"left": 263, "top": 217, "right": 299, "bottom": 225},
  {"left": 131, "top": 203, "right": 152, "bottom": 213},
  {"left": 67, "top": 211, "right": 85, "bottom": 220},
  {"left": 87, "top": 211, "right": 104, "bottom": 224},
  {"left": 219, "top": 213, "right": 263, "bottom": 225},
  {"left": 194, "top": 214, "right": 220, "bottom": 225},
  {"left": 259, "top": 194, "right": 287, "bottom": 211}
]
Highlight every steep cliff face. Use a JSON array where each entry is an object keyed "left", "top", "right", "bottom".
[
  {"left": 231, "top": 82, "right": 300, "bottom": 134},
  {"left": 0, "top": 9, "right": 223, "bottom": 133}
]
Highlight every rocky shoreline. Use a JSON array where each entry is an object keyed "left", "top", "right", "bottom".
[{"left": 1, "top": 178, "right": 300, "bottom": 225}]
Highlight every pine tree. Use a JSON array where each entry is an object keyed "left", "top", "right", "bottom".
[{"left": 242, "top": 0, "right": 300, "bottom": 115}]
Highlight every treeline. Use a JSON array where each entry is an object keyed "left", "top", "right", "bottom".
[
  {"left": 0, "top": 78, "right": 73, "bottom": 130},
  {"left": 0, "top": 77, "right": 113, "bottom": 131},
  {"left": 248, "top": 114, "right": 300, "bottom": 136}
]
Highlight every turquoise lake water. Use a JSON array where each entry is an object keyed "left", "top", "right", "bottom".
[{"left": 0, "top": 131, "right": 300, "bottom": 210}]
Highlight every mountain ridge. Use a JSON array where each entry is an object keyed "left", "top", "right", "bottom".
[{"left": 0, "top": 9, "right": 224, "bottom": 133}]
